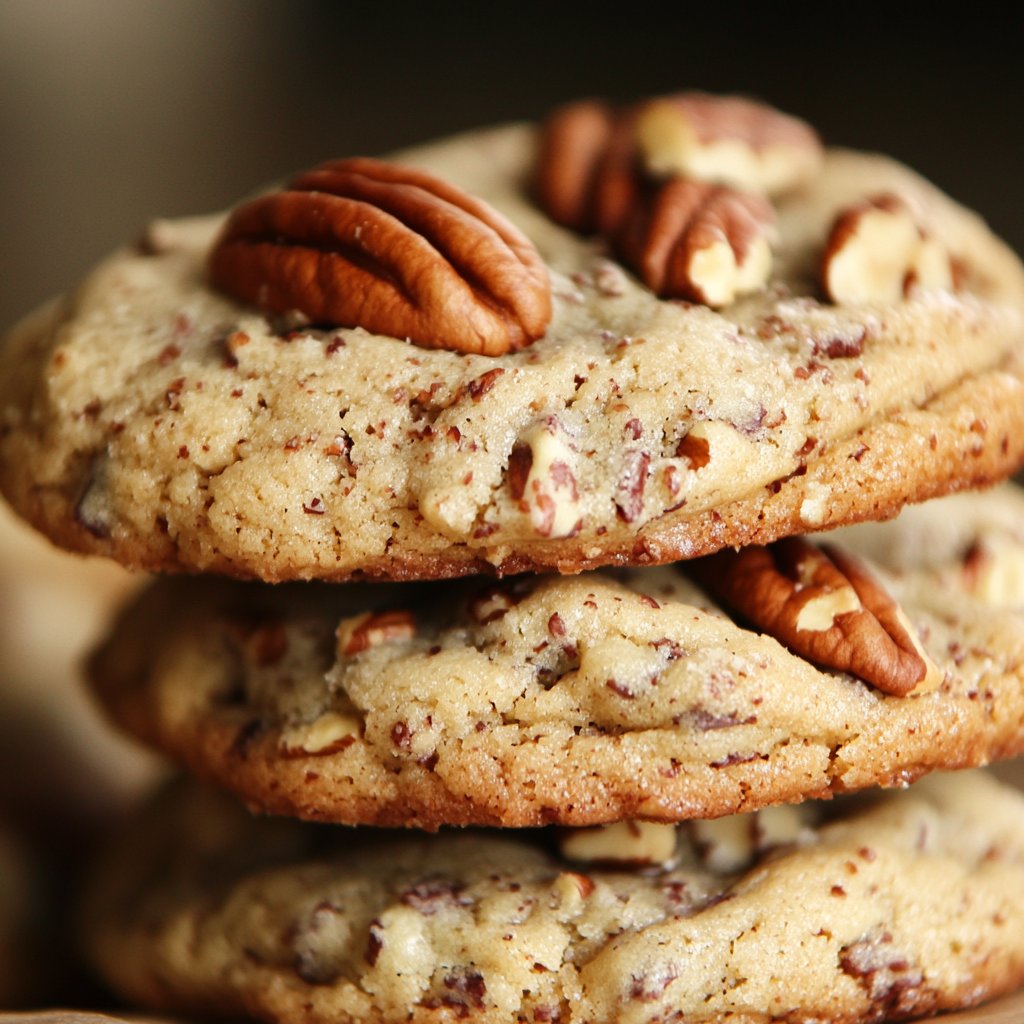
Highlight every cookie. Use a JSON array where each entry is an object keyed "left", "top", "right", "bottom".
[
  {"left": 3, "top": 96, "right": 1024, "bottom": 581},
  {"left": 81, "top": 770, "right": 1024, "bottom": 1024},
  {"left": 88, "top": 485, "right": 1024, "bottom": 828}
]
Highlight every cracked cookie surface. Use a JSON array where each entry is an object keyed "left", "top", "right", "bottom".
[
  {"left": 2, "top": 124, "right": 1024, "bottom": 580},
  {"left": 82, "top": 771, "right": 1024, "bottom": 1024},
  {"left": 89, "top": 486, "right": 1024, "bottom": 828}
]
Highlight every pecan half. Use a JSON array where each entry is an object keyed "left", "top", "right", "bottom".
[
  {"left": 209, "top": 157, "right": 551, "bottom": 356},
  {"left": 822, "top": 193, "right": 954, "bottom": 304},
  {"left": 688, "top": 537, "right": 942, "bottom": 696},
  {"left": 617, "top": 179, "right": 775, "bottom": 306},
  {"left": 535, "top": 100, "right": 642, "bottom": 237},
  {"left": 635, "top": 92, "right": 822, "bottom": 195}
]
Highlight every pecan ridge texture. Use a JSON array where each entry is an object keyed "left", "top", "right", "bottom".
[{"left": 209, "top": 157, "right": 551, "bottom": 356}]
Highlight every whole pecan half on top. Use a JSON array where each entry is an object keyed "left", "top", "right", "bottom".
[
  {"left": 534, "top": 99, "right": 644, "bottom": 238},
  {"left": 209, "top": 157, "right": 551, "bottom": 356},
  {"left": 617, "top": 179, "right": 776, "bottom": 306},
  {"left": 687, "top": 537, "right": 943, "bottom": 697}
]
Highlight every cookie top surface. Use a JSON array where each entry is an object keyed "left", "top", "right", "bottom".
[
  {"left": 89, "top": 484, "right": 1024, "bottom": 828},
  {"left": 3, "top": 100, "right": 1024, "bottom": 581},
  {"left": 82, "top": 770, "right": 1024, "bottom": 1024}
]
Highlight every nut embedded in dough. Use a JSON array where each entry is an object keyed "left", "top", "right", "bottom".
[{"left": 822, "top": 193, "right": 954, "bottom": 304}]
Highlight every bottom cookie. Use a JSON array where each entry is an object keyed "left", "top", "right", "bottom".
[{"left": 83, "top": 770, "right": 1024, "bottom": 1024}]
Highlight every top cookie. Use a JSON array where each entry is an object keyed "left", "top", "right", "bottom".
[{"left": 3, "top": 94, "right": 1024, "bottom": 581}]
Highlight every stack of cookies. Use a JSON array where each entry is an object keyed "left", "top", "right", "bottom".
[{"left": 3, "top": 91, "right": 1024, "bottom": 1022}]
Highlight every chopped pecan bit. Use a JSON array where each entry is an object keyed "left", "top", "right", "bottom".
[
  {"left": 753, "top": 803, "right": 810, "bottom": 851},
  {"left": 466, "top": 367, "right": 505, "bottom": 401},
  {"left": 840, "top": 931, "right": 923, "bottom": 1011},
  {"left": 337, "top": 609, "right": 416, "bottom": 657},
  {"left": 559, "top": 821, "right": 678, "bottom": 867},
  {"left": 822, "top": 193, "right": 954, "bottom": 304},
  {"left": 247, "top": 621, "right": 289, "bottom": 666},
  {"left": 279, "top": 711, "right": 361, "bottom": 757},
  {"left": 961, "top": 537, "right": 1024, "bottom": 607},
  {"left": 75, "top": 470, "right": 113, "bottom": 539},
  {"left": 617, "top": 179, "right": 775, "bottom": 306},
  {"left": 635, "top": 92, "right": 822, "bottom": 195},
  {"left": 294, "top": 905, "right": 346, "bottom": 984},
  {"left": 688, "top": 537, "right": 942, "bottom": 696},
  {"left": 629, "top": 962, "right": 678, "bottom": 1002},
  {"left": 688, "top": 709, "right": 756, "bottom": 731},
  {"left": 469, "top": 588, "right": 515, "bottom": 625},
  {"left": 676, "top": 430, "right": 711, "bottom": 469},
  {"left": 507, "top": 443, "right": 533, "bottom": 501},
  {"left": 812, "top": 328, "right": 866, "bottom": 359},
  {"left": 364, "top": 921, "right": 384, "bottom": 966},
  {"left": 209, "top": 157, "right": 551, "bottom": 356},
  {"left": 556, "top": 870, "right": 595, "bottom": 901},
  {"left": 691, "top": 815, "right": 756, "bottom": 873},
  {"left": 390, "top": 721, "right": 413, "bottom": 749},
  {"left": 441, "top": 969, "right": 487, "bottom": 1010},
  {"left": 615, "top": 450, "right": 650, "bottom": 523},
  {"left": 400, "top": 877, "right": 472, "bottom": 914},
  {"left": 509, "top": 418, "right": 581, "bottom": 538}
]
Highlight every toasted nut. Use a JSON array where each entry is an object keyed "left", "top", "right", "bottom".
[
  {"left": 535, "top": 100, "right": 643, "bottom": 238},
  {"left": 635, "top": 93, "right": 822, "bottom": 196},
  {"left": 209, "top": 157, "right": 551, "bottom": 356},
  {"left": 688, "top": 537, "right": 943, "bottom": 697},
  {"left": 753, "top": 804, "right": 812, "bottom": 851},
  {"left": 551, "top": 871, "right": 596, "bottom": 914},
  {"left": 962, "top": 537, "right": 1024, "bottom": 607},
  {"left": 535, "top": 100, "right": 616, "bottom": 232},
  {"left": 279, "top": 710, "right": 361, "bottom": 756},
  {"left": 691, "top": 814, "right": 755, "bottom": 873},
  {"left": 559, "top": 821, "right": 678, "bottom": 867},
  {"left": 337, "top": 610, "right": 416, "bottom": 658},
  {"left": 822, "top": 193, "right": 954, "bottom": 304},
  {"left": 508, "top": 417, "right": 581, "bottom": 538},
  {"left": 617, "top": 179, "right": 775, "bottom": 306}
]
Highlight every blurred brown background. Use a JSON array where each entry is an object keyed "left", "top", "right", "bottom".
[{"left": 2, "top": 2, "right": 1024, "bottom": 333}]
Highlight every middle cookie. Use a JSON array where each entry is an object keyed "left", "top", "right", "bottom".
[{"left": 89, "top": 486, "right": 1024, "bottom": 829}]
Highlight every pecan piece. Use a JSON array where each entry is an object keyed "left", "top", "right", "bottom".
[
  {"left": 617, "top": 179, "right": 775, "bottom": 306},
  {"left": 337, "top": 609, "right": 416, "bottom": 657},
  {"left": 688, "top": 537, "right": 942, "bottom": 696},
  {"left": 209, "top": 157, "right": 551, "bottom": 356},
  {"left": 635, "top": 92, "right": 822, "bottom": 195},
  {"left": 822, "top": 193, "right": 954, "bottom": 304},
  {"left": 559, "top": 821, "right": 678, "bottom": 868}
]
